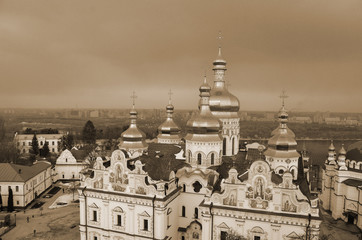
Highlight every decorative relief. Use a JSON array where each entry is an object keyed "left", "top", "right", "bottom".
[
  {"left": 246, "top": 177, "right": 273, "bottom": 209},
  {"left": 282, "top": 194, "right": 297, "bottom": 212},
  {"left": 223, "top": 189, "right": 237, "bottom": 206}
]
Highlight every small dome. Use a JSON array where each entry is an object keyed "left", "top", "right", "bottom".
[
  {"left": 185, "top": 78, "right": 222, "bottom": 138},
  {"left": 339, "top": 144, "right": 346, "bottom": 155},
  {"left": 328, "top": 140, "right": 335, "bottom": 151},
  {"left": 119, "top": 107, "right": 148, "bottom": 151}
]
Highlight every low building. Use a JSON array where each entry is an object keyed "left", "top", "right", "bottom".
[
  {"left": 320, "top": 140, "right": 362, "bottom": 229},
  {"left": 0, "top": 162, "right": 52, "bottom": 208},
  {"left": 14, "top": 133, "right": 63, "bottom": 154},
  {"left": 55, "top": 149, "right": 88, "bottom": 181}
]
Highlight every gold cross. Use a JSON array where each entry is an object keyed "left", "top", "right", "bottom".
[
  {"left": 217, "top": 31, "right": 223, "bottom": 47},
  {"left": 279, "top": 90, "right": 288, "bottom": 106},
  {"left": 168, "top": 89, "right": 173, "bottom": 103},
  {"left": 131, "top": 91, "right": 137, "bottom": 106}
]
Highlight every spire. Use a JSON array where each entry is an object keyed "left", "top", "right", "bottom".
[
  {"left": 279, "top": 90, "right": 288, "bottom": 107},
  {"left": 168, "top": 89, "right": 173, "bottom": 105},
  {"left": 130, "top": 91, "right": 138, "bottom": 124},
  {"left": 213, "top": 31, "right": 227, "bottom": 81},
  {"left": 166, "top": 89, "right": 174, "bottom": 118}
]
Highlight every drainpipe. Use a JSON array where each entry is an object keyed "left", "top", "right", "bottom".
[
  {"left": 306, "top": 213, "right": 311, "bottom": 240},
  {"left": 209, "top": 202, "right": 213, "bottom": 240},
  {"left": 81, "top": 186, "right": 87, "bottom": 240},
  {"left": 152, "top": 195, "right": 156, "bottom": 240}
]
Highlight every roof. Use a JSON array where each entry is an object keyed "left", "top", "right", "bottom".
[
  {"left": 15, "top": 133, "right": 63, "bottom": 140},
  {"left": 139, "top": 143, "right": 189, "bottom": 181},
  {"left": 0, "top": 162, "right": 51, "bottom": 182}
]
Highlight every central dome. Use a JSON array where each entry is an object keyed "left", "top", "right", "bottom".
[{"left": 208, "top": 47, "right": 240, "bottom": 116}]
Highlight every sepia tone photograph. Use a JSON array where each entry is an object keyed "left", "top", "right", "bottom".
[{"left": 0, "top": 1, "right": 362, "bottom": 240}]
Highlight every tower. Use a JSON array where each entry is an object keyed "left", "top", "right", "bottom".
[
  {"left": 119, "top": 91, "right": 148, "bottom": 158},
  {"left": 208, "top": 33, "right": 240, "bottom": 156},
  {"left": 185, "top": 76, "right": 223, "bottom": 169},
  {"left": 264, "top": 91, "right": 300, "bottom": 180},
  {"left": 157, "top": 90, "right": 182, "bottom": 144}
]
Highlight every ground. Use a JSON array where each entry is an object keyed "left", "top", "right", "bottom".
[
  {"left": 319, "top": 208, "right": 361, "bottom": 240},
  {"left": 2, "top": 184, "right": 80, "bottom": 240}
]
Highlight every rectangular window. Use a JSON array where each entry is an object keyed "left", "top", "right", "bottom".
[
  {"left": 16, "top": 201, "right": 19, "bottom": 205},
  {"left": 94, "top": 237, "right": 97, "bottom": 240},
  {"left": 117, "top": 215, "right": 122, "bottom": 226},
  {"left": 143, "top": 219, "right": 148, "bottom": 231},
  {"left": 254, "top": 237, "right": 261, "bottom": 240},
  {"left": 23, "top": 142, "right": 25, "bottom": 146},
  {"left": 93, "top": 210, "right": 97, "bottom": 221},
  {"left": 28, "top": 142, "right": 31, "bottom": 146},
  {"left": 52, "top": 148, "right": 55, "bottom": 152},
  {"left": 52, "top": 141, "right": 55, "bottom": 145},
  {"left": 16, "top": 186, "right": 19, "bottom": 192},
  {"left": 221, "top": 231, "right": 228, "bottom": 240},
  {"left": 182, "top": 206, "right": 186, "bottom": 217}
]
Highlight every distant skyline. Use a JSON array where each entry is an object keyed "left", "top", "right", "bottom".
[{"left": 1, "top": 1, "right": 361, "bottom": 112}]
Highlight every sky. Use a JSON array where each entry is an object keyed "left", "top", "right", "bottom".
[{"left": 0, "top": 0, "right": 361, "bottom": 112}]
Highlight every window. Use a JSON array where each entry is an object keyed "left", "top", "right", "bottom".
[
  {"left": 94, "top": 237, "right": 97, "bottom": 240},
  {"left": 52, "top": 141, "right": 55, "bottom": 146},
  {"left": 28, "top": 142, "right": 31, "bottom": 146},
  {"left": 93, "top": 210, "right": 97, "bottom": 221},
  {"left": 194, "top": 208, "right": 198, "bottom": 219},
  {"left": 65, "top": 158, "right": 67, "bottom": 162},
  {"left": 23, "top": 142, "right": 25, "bottom": 146},
  {"left": 182, "top": 184, "right": 186, "bottom": 192},
  {"left": 211, "top": 153, "right": 215, "bottom": 165},
  {"left": 192, "top": 181, "right": 202, "bottom": 193},
  {"left": 143, "top": 219, "right": 148, "bottom": 231},
  {"left": 117, "top": 215, "right": 122, "bottom": 226},
  {"left": 40, "top": 141, "right": 43, "bottom": 146},
  {"left": 16, "top": 186, "right": 19, "bottom": 192},
  {"left": 279, "top": 169, "right": 284, "bottom": 174},
  {"left": 16, "top": 201, "right": 19, "bottom": 205},
  {"left": 23, "top": 149, "right": 26, "bottom": 153},
  {"left": 182, "top": 237, "right": 185, "bottom": 240},
  {"left": 72, "top": 174, "right": 75, "bottom": 178},
  {"left": 17, "top": 142, "right": 19, "bottom": 146},
  {"left": 197, "top": 153, "right": 202, "bottom": 165},
  {"left": 254, "top": 237, "right": 261, "bottom": 240},
  {"left": 52, "top": 148, "right": 55, "bottom": 152},
  {"left": 182, "top": 206, "right": 186, "bottom": 217},
  {"left": 223, "top": 138, "right": 226, "bottom": 155},
  {"left": 221, "top": 231, "right": 228, "bottom": 240}
]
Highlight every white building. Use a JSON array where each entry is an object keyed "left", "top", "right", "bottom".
[
  {"left": 55, "top": 149, "right": 88, "bottom": 181},
  {"left": 78, "top": 46, "right": 321, "bottom": 240},
  {"left": 0, "top": 162, "right": 52, "bottom": 208},
  {"left": 320, "top": 140, "right": 362, "bottom": 229},
  {"left": 14, "top": 132, "right": 63, "bottom": 154}
]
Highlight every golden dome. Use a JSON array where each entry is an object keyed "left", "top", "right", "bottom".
[
  {"left": 119, "top": 106, "right": 148, "bottom": 151},
  {"left": 265, "top": 104, "right": 299, "bottom": 158},
  {"left": 157, "top": 103, "right": 181, "bottom": 136},
  {"left": 208, "top": 47, "right": 240, "bottom": 116},
  {"left": 185, "top": 77, "right": 222, "bottom": 141}
]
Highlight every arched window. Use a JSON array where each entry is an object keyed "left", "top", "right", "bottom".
[
  {"left": 194, "top": 208, "right": 198, "bottom": 219},
  {"left": 223, "top": 138, "right": 227, "bottom": 155},
  {"left": 291, "top": 169, "right": 295, "bottom": 178},
  {"left": 197, "top": 153, "right": 202, "bottom": 165},
  {"left": 211, "top": 153, "right": 215, "bottom": 165},
  {"left": 182, "top": 184, "right": 186, "bottom": 192},
  {"left": 278, "top": 169, "right": 284, "bottom": 175},
  {"left": 40, "top": 141, "right": 43, "bottom": 146},
  {"left": 182, "top": 206, "right": 186, "bottom": 217}
]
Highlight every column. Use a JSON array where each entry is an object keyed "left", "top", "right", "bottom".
[
  {"left": 128, "top": 204, "right": 135, "bottom": 234},
  {"left": 154, "top": 207, "right": 165, "bottom": 239},
  {"left": 201, "top": 213, "right": 211, "bottom": 240}
]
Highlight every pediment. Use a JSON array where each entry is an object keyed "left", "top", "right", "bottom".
[
  {"left": 217, "top": 222, "right": 229, "bottom": 229},
  {"left": 89, "top": 203, "right": 98, "bottom": 208},
  {"left": 286, "top": 231, "right": 301, "bottom": 238},
  {"left": 139, "top": 211, "right": 150, "bottom": 217}
]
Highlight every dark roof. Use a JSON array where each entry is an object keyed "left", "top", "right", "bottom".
[
  {"left": 293, "top": 157, "right": 314, "bottom": 201},
  {"left": 346, "top": 148, "right": 362, "bottom": 162},
  {"left": 0, "top": 162, "right": 51, "bottom": 182},
  {"left": 70, "top": 150, "right": 88, "bottom": 162},
  {"left": 140, "top": 143, "right": 189, "bottom": 181},
  {"left": 343, "top": 179, "right": 362, "bottom": 187}
]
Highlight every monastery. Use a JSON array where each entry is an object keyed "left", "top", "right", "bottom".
[{"left": 78, "top": 45, "right": 321, "bottom": 240}]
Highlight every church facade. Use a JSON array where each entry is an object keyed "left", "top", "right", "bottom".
[{"left": 78, "top": 47, "right": 321, "bottom": 240}]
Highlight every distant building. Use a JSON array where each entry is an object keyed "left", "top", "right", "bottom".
[
  {"left": 54, "top": 149, "right": 88, "bottom": 181},
  {"left": 292, "top": 116, "right": 312, "bottom": 124},
  {"left": 14, "top": 132, "right": 63, "bottom": 154},
  {"left": 0, "top": 162, "right": 52, "bottom": 208},
  {"left": 89, "top": 110, "right": 100, "bottom": 118},
  {"left": 324, "top": 117, "right": 341, "bottom": 125}
]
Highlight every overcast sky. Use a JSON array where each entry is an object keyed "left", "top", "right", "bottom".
[{"left": 0, "top": 0, "right": 361, "bottom": 112}]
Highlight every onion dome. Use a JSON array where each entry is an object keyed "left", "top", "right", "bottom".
[
  {"left": 327, "top": 140, "right": 336, "bottom": 165},
  {"left": 264, "top": 105, "right": 299, "bottom": 158},
  {"left": 337, "top": 144, "right": 347, "bottom": 170},
  {"left": 119, "top": 105, "right": 148, "bottom": 152},
  {"left": 157, "top": 96, "right": 182, "bottom": 143},
  {"left": 185, "top": 76, "right": 222, "bottom": 141},
  {"left": 208, "top": 47, "right": 240, "bottom": 117},
  {"left": 271, "top": 106, "right": 295, "bottom": 138}
]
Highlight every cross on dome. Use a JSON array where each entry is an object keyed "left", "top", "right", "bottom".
[
  {"left": 168, "top": 89, "right": 173, "bottom": 104},
  {"left": 279, "top": 90, "right": 288, "bottom": 107},
  {"left": 131, "top": 91, "right": 137, "bottom": 108},
  {"left": 217, "top": 31, "right": 223, "bottom": 56}
]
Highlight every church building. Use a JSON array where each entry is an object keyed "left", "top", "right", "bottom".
[{"left": 78, "top": 45, "right": 321, "bottom": 240}]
